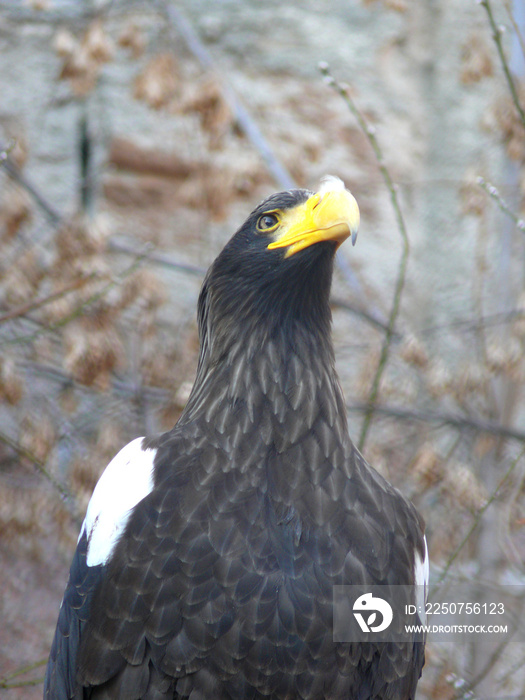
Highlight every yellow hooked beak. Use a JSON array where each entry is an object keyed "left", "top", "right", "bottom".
[{"left": 267, "top": 177, "right": 360, "bottom": 258}]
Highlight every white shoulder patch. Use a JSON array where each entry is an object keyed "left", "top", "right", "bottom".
[
  {"left": 414, "top": 535, "right": 429, "bottom": 588},
  {"left": 414, "top": 535, "right": 429, "bottom": 622},
  {"left": 79, "top": 437, "right": 156, "bottom": 567}
]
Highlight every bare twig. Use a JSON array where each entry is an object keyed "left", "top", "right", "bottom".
[
  {"left": 495, "top": 649, "right": 525, "bottom": 692},
  {"left": 331, "top": 297, "right": 399, "bottom": 337},
  {"left": 0, "top": 658, "right": 46, "bottom": 690},
  {"left": 109, "top": 238, "right": 206, "bottom": 277},
  {"left": 23, "top": 360, "right": 171, "bottom": 403},
  {"left": 456, "top": 628, "right": 518, "bottom": 699},
  {"left": 159, "top": 1, "right": 381, "bottom": 310},
  {"left": 159, "top": 1, "right": 295, "bottom": 190},
  {"left": 110, "top": 239, "right": 393, "bottom": 334},
  {"left": 0, "top": 154, "right": 62, "bottom": 226},
  {"left": 0, "top": 676, "right": 44, "bottom": 689},
  {"left": 347, "top": 401, "right": 525, "bottom": 443},
  {"left": 319, "top": 63, "right": 410, "bottom": 452},
  {"left": 0, "top": 275, "right": 96, "bottom": 325},
  {"left": 421, "top": 307, "right": 525, "bottom": 336},
  {"left": 504, "top": 0, "right": 525, "bottom": 63},
  {"left": 29, "top": 370, "right": 525, "bottom": 443},
  {"left": 0, "top": 430, "right": 80, "bottom": 521},
  {"left": 436, "top": 446, "right": 525, "bottom": 584},
  {"left": 480, "top": 0, "right": 525, "bottom": 130},
  {"left": 0, "top": 251, "right": 149, "bottom": 348},
  {"left": 0, "top": 138, "right": 15, "bottom": 162},
  {"left": 477, "top": 176, "right": 525, "bottom": 231}
]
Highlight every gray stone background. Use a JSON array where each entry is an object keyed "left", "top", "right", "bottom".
[{"left": 1, "top": 0, "right": 525, "bottom": 697}]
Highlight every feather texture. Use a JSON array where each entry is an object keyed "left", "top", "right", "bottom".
[{"left": 45, "top": 185, "right": 426, "bottom": 699}]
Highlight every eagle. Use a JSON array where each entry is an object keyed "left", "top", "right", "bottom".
[{"left": 45, "top": 176, "right": 428, "bottom": 699}]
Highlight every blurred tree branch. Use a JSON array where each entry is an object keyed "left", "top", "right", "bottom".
[
  {"left": 159, "top": 1, "right": 296, "bottom": 190},
  {"left": 347, "top": 401, "right": 525, "bottom": 443},
  {"left": 436, "top": 446, "right": 525, "bottom": 584},
  {"left": 0, "top": 658, "right": 46, "bottom": 690},
  {"left": 0, "top": 276, "right": 96, "bottom": 325},
  {"left": 477, "top": 176, "right": 525, "bottom": 232},
  {"left": 504, "top": 0, "right": 525, "bottom": 61},
  {"left": 319, "top": 63, "right": 410, "bottom": 453},
  {"left": 0, "top": 430, "right": 80, "bottom": 522},
  {"left": 0, "top": 152, "right": 62, "bottom": 226},
  {"left": 1, "top": 253, "right": 148, "bottom": 348},
  {"left": 480, "top": 0, "right": 525, "bottom": 130}
]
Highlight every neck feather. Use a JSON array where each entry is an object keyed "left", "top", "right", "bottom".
[
  {"left": 181, "top": 312, "right": 349, "bottom": 454},
  {"left": 180, "top": 243, "right": 350, "bottom": 464}
]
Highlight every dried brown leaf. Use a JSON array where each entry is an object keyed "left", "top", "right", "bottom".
[
  {"left": 460, "top": 171, "right": 487, "bottom": 217},
  {"left": 19, "top": 413, "right": 56, "bottom": 463},
  {"left": 425, "top": 360, "right": 453, "bottom": 399},
  {"left": 493, "top": 83, "right": 525, "bottom": 162},
  {"left": 59, "top": 44, "right": 98, "bottom": 96},
  {"left": 453, "top": 363, "right": 488, "bottom": 400},
  {"left": 1, "top": 187, "right": 32, "bottom": 239},
  {"left": 181, "top": 79, "right": 232, "bottom": 149},
  {"left": 96, "top": 422, "right": 122, "bottom": 461},
  {"left": 486, "top": 337, "right": 522, "bottom": 378},
  {"left": 55, "top": 213, "right": 110, "bottom": 263},
  {"left": 442, "top": 461, "right": 487, "bottom": 513},
  {"left": 83, "top": 20, "right": 114, "bottom": 65},
  {"left": 2, "top": 250, "right": 43, "bottom": 305},
  {"left": 53, "top": 28, "right": 78, "bottom": 58},
  {"left": 118, "top": 22, "right": 146, "bottom": 58},
  {"left": 412, "top": 443, "right": 444, "bottom": 490},
  {"left": 399, "top": 334, "right": 429, "bottom": 368},
  {"left": 0, "top": 357, "right": 24, "bottom": 405},
  {"left": 384, "top": 0, "right": 408, "bottom": 11},
  {"left": 460, "top": 33, "right": 493, "bottom": 84},
  {"left": 63, "top": 320, "right": 124, "bottom": 388},
  {"left": 134, "top": 53, "right": 179, "bottom": 110},
  {"left": 69, "top": 456, "right": 102, "bottom": 510},
  {"left": 119, "top": 269, "right": 167, "bottom": 311}
]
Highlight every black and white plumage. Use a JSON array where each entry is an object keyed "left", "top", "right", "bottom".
[{"left": 45, "top": 177, "right": 427, "bottom": 699}]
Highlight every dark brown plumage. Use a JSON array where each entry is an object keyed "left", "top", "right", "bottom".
[{"left": 45, "top": 179, "right": 426, "bottom": 699}]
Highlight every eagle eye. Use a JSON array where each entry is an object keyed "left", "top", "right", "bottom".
[{"left": 257, "top": 213, "right": 280, "bottom": 232}]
